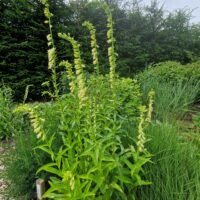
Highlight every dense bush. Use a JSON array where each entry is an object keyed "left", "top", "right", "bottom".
[
  {"left": 0, "top": 86, "right": 15, "bottom": 139},
  {"left": 139, "top": 61, "right": 200, "bottom": 84},
  {"left": 87, "top": 75, "right": 142, "bottom": 123}
]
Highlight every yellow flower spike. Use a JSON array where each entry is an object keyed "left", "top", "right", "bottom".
[
  {"left": 70, "top": 175, "right": 75, "bottom": 191},
  {"left": 14, "top": 104, "right": 46, "bottom": 141},
  {"left": 146, "top": 90, "right": 155, "bottom": 123},
  {"left": 42, "top": 0, "right": 59, "bottom": 100},
  {"left": 59, "top": 60, "right": 76, "bottom": 94},
  {"left": 58, "top": 33, "right": 88, "bottom": 107},
  {"left": 101, "top": 2, "right": 117, "bottom": 89},
  {"left": 137, "top": 105, "right": 147, "bottom": 153},
  {"left": 82, "top": 21, "right": 100, "bottom": 75},
  {"left": 48, "top": 48, "right": 56, "bottom": 70}
]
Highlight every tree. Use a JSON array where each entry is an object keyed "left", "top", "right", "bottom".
[
  {"left": 0, "top": 0, "right": 49, "bottom": 100},
  {"left": 161, "top": 9, "right": 199, "bottom": 63}
]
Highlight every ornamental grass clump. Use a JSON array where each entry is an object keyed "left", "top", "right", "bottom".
[
  {"left": 14, "top": 1, "right": 154, "bottom": 199},
  {"left": 136, "top": 123, "right": 200, "bottom": 200},
  {"left": 138, "top": 61, "right": 200, "bottom": 121}
]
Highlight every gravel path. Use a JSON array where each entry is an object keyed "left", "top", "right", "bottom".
[
  {"left": 0, "top": 144, "right": 8, "bottom": 200},
  {"left": 0, "top": 142, "right": 13, "bottom": 200}
]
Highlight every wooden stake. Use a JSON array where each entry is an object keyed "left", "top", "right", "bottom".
[{"left": 36, "top": 179, "right": 45, "bottom": 200}]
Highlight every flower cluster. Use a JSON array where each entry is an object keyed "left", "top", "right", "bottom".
[
  {"left": 82, "top": 21, "right": 100, "bottom": 75},
  {"left": 58, "top": 33, "right": 88, "bottom": 107},
  {"left": 102, "top": 3, "right": 116, "bottom": 89}
]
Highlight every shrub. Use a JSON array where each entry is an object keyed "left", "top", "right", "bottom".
[
  {"left": 87, "top": 75, "right": 142, "bottom": 124},
  {"left": 139, "top": 60, "right": 200, "bottom": 85},
  {"left": 0, "top": 86, "right": 15, "bottom": 140}
]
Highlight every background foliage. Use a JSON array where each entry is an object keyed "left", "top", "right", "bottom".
[
  {"left": 0, "top": 0, "right": 200, "bottom": 100},
  {"left": 138, "top": 61, "right": 200, "bottom": 121}
]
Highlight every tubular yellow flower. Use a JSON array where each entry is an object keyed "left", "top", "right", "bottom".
[
  {"left": 59, "top": 60, "right": 76, "bottom": 94},
  {"left": 82, "top": 21, "right": 100, "bottom": 75},
  {"left": 42, "top": 0, "right": 59, "bottom": 100},
  {"left": 137, "top": 105, "right": 147, "bottom": 153},
  {"left": 146, "top": 90, "right": 155, "bottom": 123},
  {"left": 14, "top": 104, "right": 46, "bottom": 141},
  {"left": 58, "top": 33, "right": 88, "bottom": 107},
  {"left": 101, "top": 2, "right": 117, "bottom": 89}
]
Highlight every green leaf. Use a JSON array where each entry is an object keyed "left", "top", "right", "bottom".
[
  {"left": 35, "top": 145, "right": 54, "bottom": 159},
  {"left": 37, "top": 163, "right": 63, "bottom": 177},
  {"left": 110, "top": 182, "right": 124, "bottom": 193},
  {"left": 56, "top": 147, "right": 68, "bottom": 169},
  {"left": 79, "top": 174, "right": 95, "bottom": 181},
  {"left": 115, "top": 175, "right": 132, "bottom": 184}
]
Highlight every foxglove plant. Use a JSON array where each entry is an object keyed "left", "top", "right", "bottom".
[{"left": 14, "top": 1, "right": 154, "bottom": 199}]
